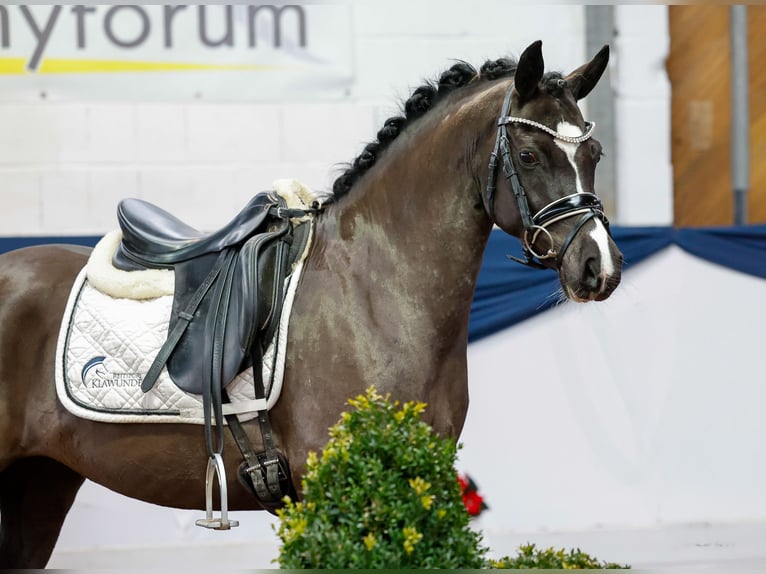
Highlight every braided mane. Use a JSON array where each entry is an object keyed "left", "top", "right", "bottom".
[{"left": 331, "top": 57, "right": 520, "bottom": 199}]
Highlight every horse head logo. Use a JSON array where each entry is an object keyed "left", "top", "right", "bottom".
[{"left": 81, "top": 356, "right": 107, "bottom": 388}]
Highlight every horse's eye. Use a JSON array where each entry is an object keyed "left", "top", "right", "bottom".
[{"left": 519, "top": 150, "right": 538, "bottom": 165}]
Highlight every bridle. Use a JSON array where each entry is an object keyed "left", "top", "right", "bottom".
[{"left": 486, "top": 83, "right": 611, "bottom": 270}]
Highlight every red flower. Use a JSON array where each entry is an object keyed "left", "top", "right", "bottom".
[{"left": 457, "top": 473, "right": 488, "bottom": 517}]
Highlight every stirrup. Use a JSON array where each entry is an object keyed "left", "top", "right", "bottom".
[{"left": 195, "top": 454, "right": 240, "bottom": 530}]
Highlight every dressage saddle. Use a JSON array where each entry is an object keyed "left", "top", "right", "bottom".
[{"left": 113, "top": 192, "right": 310, "bottom": 395}]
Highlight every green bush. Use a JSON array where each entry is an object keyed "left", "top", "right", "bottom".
[
  {"left": 275, "top": 386, "right": 630, "bottom": 569},
  {"left": 275, "top": 386, "right": 487, "bottom": 568},
  {"left": 489, "top": 543, "right": 629, "bottom": 569}
]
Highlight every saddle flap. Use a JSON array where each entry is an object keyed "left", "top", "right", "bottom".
[{"left": 165, "top": 220, "right": 294, "bottom": 395}]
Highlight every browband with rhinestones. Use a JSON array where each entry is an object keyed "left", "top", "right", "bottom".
[{"left": 497, "top": 116, "right": 595, "bottom": 144}]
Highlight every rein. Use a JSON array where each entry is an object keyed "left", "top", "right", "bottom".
[{"left": 485, "top": 83, "right": 610, "bottom": 269}]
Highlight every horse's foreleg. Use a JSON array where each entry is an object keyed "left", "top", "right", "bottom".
[{"left": 0, "top": 457, "right": 84, "bottom": 568}]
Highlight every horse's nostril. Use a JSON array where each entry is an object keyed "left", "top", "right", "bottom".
[{"left": 581, "top": 257, "right": 600, "bottom": 291}]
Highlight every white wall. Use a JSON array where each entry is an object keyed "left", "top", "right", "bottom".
[
  {"left": 613, "top": 5, "right": 673, "bottom": 225},
  {"left": 0, "top": 3, "right": 672, "bottom": 238}
]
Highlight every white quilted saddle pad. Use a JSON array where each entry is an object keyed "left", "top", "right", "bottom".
[
  {"left": 55, "top": 181, "right": 318, "bottom": 424},
  {"left": 55, "top": 261, "right": 303, "bottom": 424}
]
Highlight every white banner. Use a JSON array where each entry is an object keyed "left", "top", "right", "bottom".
[{"left": 0, "top": 4, "right": 353, "bottom": 101}]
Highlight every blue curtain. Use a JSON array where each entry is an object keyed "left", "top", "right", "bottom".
[
  {"left": 2, "top": 225, "right": 765, "bottom": 343},
  {"left": 470, "top": 225, "right": 766, "bottom": 342},
  {"left": 0, "top": 236, "right": 99, "bottom": 252}
]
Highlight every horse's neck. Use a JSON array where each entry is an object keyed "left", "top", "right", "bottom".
[
  {"left": 286, "top": 104, "right": 498, "bottom": 437},
  {"left": 314, "top": 119, "right": 493, "bottom": 340}
]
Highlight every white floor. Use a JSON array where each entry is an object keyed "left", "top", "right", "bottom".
[
  {"left": 47, "top": 482, "right": 766, "bottom": 570},
  {"left": 48, "top": 521, "right": 766, "bottom": 570},
  {"left": 481, "top": 521, "right": 766, "bottom": 570}
]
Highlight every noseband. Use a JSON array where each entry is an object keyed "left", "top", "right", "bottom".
[{"left": 486, "top": 83, "right": 610, "bottom": 270}]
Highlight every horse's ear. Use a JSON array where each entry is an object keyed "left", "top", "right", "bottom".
[
  {"left": 565, "top": 44, "right": 610, "bottom": 100},
  {"left": 514, "top": 40, "right": 544, "bottom": 102}
]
